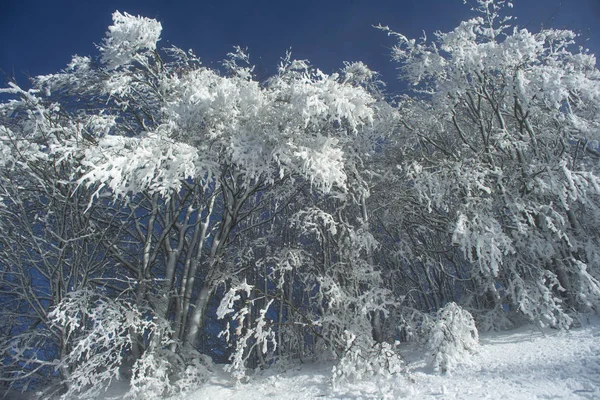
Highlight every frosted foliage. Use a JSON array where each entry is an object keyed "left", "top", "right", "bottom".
[
  {"left": 171, "top": 355, "right": 214, "bottom": 395},
  {"left": 80, "top": 134, "right": 205, "bottom": 199},
  {"left": 49, "top": 290, "right": 207, "bottom": 400},
  {"left": 216, "top": 281, "right": 277, "bottom": 381},
  {"left": 100, "top": 11, "right": 162, "bottom": 70},
  {"left": 452, "top": 212, "right": 514, "bottom": 279},
  {"left": 427, "top": 303, "right": 479, "bottom": 374},
  {"left": 127, "top": 350, "right": 211, "bottom": 399},
  {"left": 575, "top": 261, "right": 600, "bottom": 310},
  {"left": 341, "top": 61, "right": 378, "bottom": 86},
  {"left": 160, "top": 68, "right": 261, "bottom": 141},
  {"left": 507, "top": 269, "right": 573, "bottom": 329},
  {"left": 0, "top": 12, "right": 391, "bottom": 395},
  {"left": 215, "top": 281, "right": 253, "bottom": 321},
  {"left": 78, "top": 44, "right": 377, "bottom": 198},
  {"left": 385, "top": 5, "right": 600, "bottom": 130},
  {"left": 48, "top": 291, "right": 169, "bottom": 400},
  {"left": 293, "top": 137, "right": 346, "bottom": 191},
  {"left": 0, "top": 126, "right": 31, "bottom": 169},
  {"left": 127, "top": 346, "right": 208, "bottom": 400},
  {"left": 216, "top": 205, "right": 389, "bottom": 382},
  {"left": 223, "top": 46, "right": 255, "bottom": 80},
  {"left": 331, "top": 336, "right": 412, "bottom": 399},
  {"left": 292, "top": 207, "right": 339, "bottom": 239},
  {"left": 128, "top": 352, "right": 173, "bottom": 400},
  {"left": 6, "top": 2, "right": 600, "bottom": 396},
  {"left": 290, "top": 206, "right": 389, "bottom": 358},
  {"left": 284, "top": 69, "right": 374, "bottom": 131}
]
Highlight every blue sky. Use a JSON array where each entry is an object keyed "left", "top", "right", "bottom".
[{"left": 1, "top": 0, "right": 599, "bottom": 92}]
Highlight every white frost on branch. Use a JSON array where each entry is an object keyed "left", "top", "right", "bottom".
[
  {"left": 99, "top": 11, "right": 162, "bottom": 70},
  {"left": 79, "top": 132, "right": 207, "bottom": 199}
]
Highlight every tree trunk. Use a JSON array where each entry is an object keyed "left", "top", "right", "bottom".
[{"left": 182, "top": 281, "right": 214, "bottom": 352}]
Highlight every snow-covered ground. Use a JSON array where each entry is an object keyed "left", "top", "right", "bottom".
[{"left": 183, "top": 317, "right": 600, "bottom": 400}]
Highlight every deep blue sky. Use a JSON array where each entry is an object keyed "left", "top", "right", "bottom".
[{"left": 1, "top": 0, "right": 599, "bottom": 92}]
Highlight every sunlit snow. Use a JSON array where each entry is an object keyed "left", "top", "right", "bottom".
[{"left": 182, "top": 318, "right": 600, "bottom": 400}]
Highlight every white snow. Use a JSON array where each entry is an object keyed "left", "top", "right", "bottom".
[{"left": 181, "top": 317, "right": 600, "bottom": 400}]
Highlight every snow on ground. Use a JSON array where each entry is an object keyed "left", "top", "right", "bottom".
[
  {"left": 183, "top": 317, "right": 600, "bottom": 400},
  {"left": 403, "top": 318, "right": 600, "bottom": 400}
]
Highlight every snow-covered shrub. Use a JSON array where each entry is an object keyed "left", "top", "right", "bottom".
[
  {"left": 127, "top": 349, "right": 174, "bottom": 400},
  {"left": 49, "top": 290, "right": 209, "bottom": 400},
  {"left": 49, "top": 290, "right": 169, "bottom": 399},
  {"left": 332, "top": 331, "right": 407, "bottom": 388},
  {"left": 426, "top": 303, "right": 479, "bottom": 374},
  {"left": 127, "top": 348, "right": 212, "bottom": 399},
  {"left": 171, "top": 353, "right": 214, "bottom": 395}
]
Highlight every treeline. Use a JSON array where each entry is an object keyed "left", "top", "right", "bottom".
[{"left": 1, "top": 1, "right": 599, "bottom": 398}]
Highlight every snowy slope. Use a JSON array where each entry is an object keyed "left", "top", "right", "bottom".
[{"left": 183, "top": 317, "right": 600, "bottom": 400}]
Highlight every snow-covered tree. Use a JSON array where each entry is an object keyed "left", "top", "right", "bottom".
[
  {"left": 426, "top": 302, "right": 479, "bottom": 374},
  {"left": 380, "top": 0, "right": 600, "bottom": 328},
  {"left": 1, "top": 10, "right": 396, "bottom": 395}
]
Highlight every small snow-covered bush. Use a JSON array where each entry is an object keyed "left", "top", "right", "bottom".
[
  {"left": 49, "top": 290, "right": 164, "bottom": 399},
  {"left": 127, "top": 348, "right": 212, "bottom": 399},
  {"left": 426, "top": 303, "right": 479, "bottom": 374},
  {"left": 49, "top": 290, "right": 209, "bottom": 400},
  {"left": 171, "top": 353, "right": 214, "bottom": 395},
  {"left": 332, "top": 331, "right": 407, "bottom": 388},
  {"left": 127, "top": 349, "right": 173, "bottom": 400}
]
